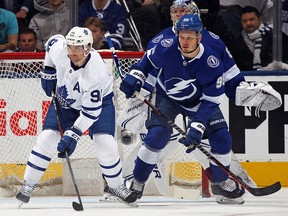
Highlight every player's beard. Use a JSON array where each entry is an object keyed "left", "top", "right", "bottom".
[{"left": 181, "top": 44, "right": 199, "bottom": 58}]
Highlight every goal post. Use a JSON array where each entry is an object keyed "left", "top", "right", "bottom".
[{"left": 0, "top": 51, "right": 210, "bottom": 198}]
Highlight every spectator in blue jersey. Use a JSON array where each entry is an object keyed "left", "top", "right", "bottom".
[
  {"left": 79, "top": 0, "right": 128, "bottom": 50},
  {"left": 228, "top": 6, "right": 288, "bottom": 71},
  {"left": 29, "top": 0, "right": 71, "bottom": 51},
  {"left": 120, "top": 14, "right": 246, "bottom": 202},
  {"left": 0, "top": 8, "right": 18, "bottom": 52}
]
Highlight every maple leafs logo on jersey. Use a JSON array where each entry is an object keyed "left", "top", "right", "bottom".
[{"left": 56, "top": 85, "right": 76, "bottom": 108}]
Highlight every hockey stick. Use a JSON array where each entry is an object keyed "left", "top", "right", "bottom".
[
  {"left": 105, "top": 32, "right": 200, "bottom": 199},
  {"left": 51, "top": 91, "right": 84, "bottom": 211},
  {"left": 104, "top": 36, "right": 281, "bottom": 197},
  {"left": 134, "top": 93, "right": 281, "bottom": 197}
]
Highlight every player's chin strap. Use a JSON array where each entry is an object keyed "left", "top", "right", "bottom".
[{"left": 235, "top": 81, "right": 282, "bottom": 117}]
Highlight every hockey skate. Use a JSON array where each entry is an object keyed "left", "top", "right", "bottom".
[
  {"left": 211, "top": 177, "right": 245, "bottom": 200},
  {"left": 129, "top": 179, "right": 145, "bottom": 199},
  {"left": 106, "top": 184, "right": 138, "bottom": 207},
  {"left": 16, "top": 181, "right": 36, "bottom": 208}
]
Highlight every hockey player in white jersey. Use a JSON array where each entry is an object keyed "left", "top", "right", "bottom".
[{"left": 16, "top": 27, "right": 138, "bottom": 206}]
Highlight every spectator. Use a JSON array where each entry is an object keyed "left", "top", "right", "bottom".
[
  {"left": 0, "top": 8, "right": 18, "bottom": 52},
  {"left": 79, "top": 0, "right": 128, "bottom": 50},
  {"left": 228, "top": 6, "right": 288, "bottom": 71},
  {"left": 84, "top": 17, "right": 109, "bottom": 50},
  {"left": 17, "top": 28, "right": 41, "bottom": 52},
  {"left": 126, "top": 0, "right": 161, "bottom": 49},
  {"left": 0, "top": 0, "right": 38, "bottom": 31},
  {"left": 219, "top": 0, "right": 273, "bottom": 41},
  {"left": 283, "top": 0, "right": 288, "bottom": 37},
  {"left": 29, "top": 0, "right": 71, "bottom": 51}
]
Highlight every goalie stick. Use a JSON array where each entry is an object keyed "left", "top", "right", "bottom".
[
  {"left": 104, "top": 33, "right": 281, "bottom": 197},
  {"left": 51, "top": 91, "right": 84, "bottom": 211}
]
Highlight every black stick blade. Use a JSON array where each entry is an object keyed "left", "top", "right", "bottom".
[
  {"left": 72, "top": 201, "right": 84, "bottom": 211},
  {"left": 248, "top": 181, "right": 281, "bottom": 196}
]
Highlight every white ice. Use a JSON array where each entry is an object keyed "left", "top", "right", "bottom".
[{"left": 1, "top": 188, "right": 288, "bottom": 216}]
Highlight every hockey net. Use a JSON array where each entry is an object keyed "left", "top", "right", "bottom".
[{"left": 0, "top": 52, "right": 209, "bottom": 198}]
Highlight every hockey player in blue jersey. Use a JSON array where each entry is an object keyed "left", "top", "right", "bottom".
[
  {"left": 16, "top": 27, "right": 138, "bottom": 206},
  {"left": 79, "top": 0, "right": 127, "bottom": 50},
  {"left": 145, "top": 0, "right": 244, "bottom": 102},
  {"left": 120, "top": 14, "right": 246, "bottom": 201}
]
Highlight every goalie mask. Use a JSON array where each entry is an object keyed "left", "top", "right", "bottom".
[
  {"left": 65, "top": 26, "right": 93, "bottom": 55},
  {"left": 170, "top": 0, "right": 200, "bottom": 28}
]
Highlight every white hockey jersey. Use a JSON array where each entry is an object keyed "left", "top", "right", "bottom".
[{"left": 44, "top": 34, "right": 114, "bottom": 132}]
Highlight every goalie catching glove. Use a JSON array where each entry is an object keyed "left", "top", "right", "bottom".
[
  {"left": 235, "top": 81, "right": 282, "bottom": 114},
  {"left": 57, "top": 126, "right": 82, "bottom": 158},
  {"left": 179, "top": 122, "right": 205, "bottom": 153}
]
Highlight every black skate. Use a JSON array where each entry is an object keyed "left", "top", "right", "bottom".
[
  {"left": 16, "top": 181, "right": 36, "bottom": 208},
  {"left": 211, "top": 177, "right": 245, "bottom": 199},
  {"left": 107, "top": 184, "right": 138, "bottom": 207},
  {"left": 129, "top": 179, "right": 145, "bottom": 199}
]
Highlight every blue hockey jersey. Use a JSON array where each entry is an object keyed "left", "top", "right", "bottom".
[
  {"left": 79, "top": 0, "right": 127, "bottom": 50},
  {"left": 146, "top": 27, "right": 245, "bottom": 102},
  {"left": 136, "top": 37, "right": 225, "bottom": 124}
]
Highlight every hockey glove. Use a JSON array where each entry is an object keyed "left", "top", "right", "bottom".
[
  {"left": 120, "top": 68, "right": 146, "bottom": 99},
  {"left": 40, "top": 66, "right": 57, "bottom": 97},
  {"left": 57, "top": 127, "right": 82, "bottom": 158},
  {"left": 179, "top": 122, "right": 205, "bottom": 153}
]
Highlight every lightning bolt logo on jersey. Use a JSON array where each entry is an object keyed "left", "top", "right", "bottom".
[{"left": 138, "top": 36, "right": 225, "bottom": 116}]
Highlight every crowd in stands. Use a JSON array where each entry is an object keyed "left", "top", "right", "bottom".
[{"left": 0, "top": 0, "right": 288, "bottom": 71}]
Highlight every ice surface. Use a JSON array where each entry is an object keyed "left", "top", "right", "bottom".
[{"left": 1, "top": 188, "right": 288, "bottom": 216}]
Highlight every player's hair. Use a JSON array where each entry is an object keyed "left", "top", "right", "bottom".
[
  {"left": 176, "top": 14, "right": 203, "bottom": 36},
  {"left": 170, "top": 0, "right": 200, "bottom": 27}
]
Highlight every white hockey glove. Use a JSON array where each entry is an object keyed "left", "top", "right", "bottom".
[
  {"left": 116, "top": 88, "right": 150, "bottom": 134},
  {"left": 235, "top": 81, "right": 282, "bottom": 116}
]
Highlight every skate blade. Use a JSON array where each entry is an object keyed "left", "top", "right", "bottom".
[
  {"left": 99, "top": 193, "right": 138, "bottom": 207},
  {"left": 216, "top": 196, "right": 245, "bottom": 205},
  {"left": 18, "top": 201, "right": 25, "bottom": 209}
]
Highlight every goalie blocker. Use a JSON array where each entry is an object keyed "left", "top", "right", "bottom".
[{"left": 235, "top": 81, "right": 282, "bottom": 115}]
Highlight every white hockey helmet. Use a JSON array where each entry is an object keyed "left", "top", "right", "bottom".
[
  {"left": 170, "top": 0, "right": 200, "bottom": 27},
  {"left": 65, "top": 26, "right": 93, "bottom": 51}
]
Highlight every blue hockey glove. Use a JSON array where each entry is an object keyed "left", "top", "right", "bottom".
[
  {"left": 57, "top": 127, "right": 82, "bottom": 158},
  {"left": 120, "top": 68, "right": 146, "bottom": 98},
  {"left": 179, "top": 122, "right": 205, "bottom": 153},
  {"left": 40, "top": 66, "right": 57, "bottom": 97}
]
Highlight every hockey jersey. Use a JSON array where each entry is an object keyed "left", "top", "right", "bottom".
[
  {"left": 136, "top": 37, "right": 225, "bottom": 125},
  {"left": 44, "top": 34, "right": 114, "bottom": 132},
  {"left": 146, "top": 27, "right": 245, "bottom": 102}
]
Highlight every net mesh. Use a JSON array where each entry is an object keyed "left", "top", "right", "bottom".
[{"left": 0, "top": 52, "right": 206, "bottom": 197}]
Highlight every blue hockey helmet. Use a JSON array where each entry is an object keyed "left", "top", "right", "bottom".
[
  {"left": 170, "top": 0, "right": 200, "bottom": 26},
  {"left": 176, "top": 14, "right": 203, "bottom": 36}
]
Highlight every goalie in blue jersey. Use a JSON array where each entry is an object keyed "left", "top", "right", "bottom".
[{"left": 120, "top": 13, "right": 246, "bottom": 201}]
